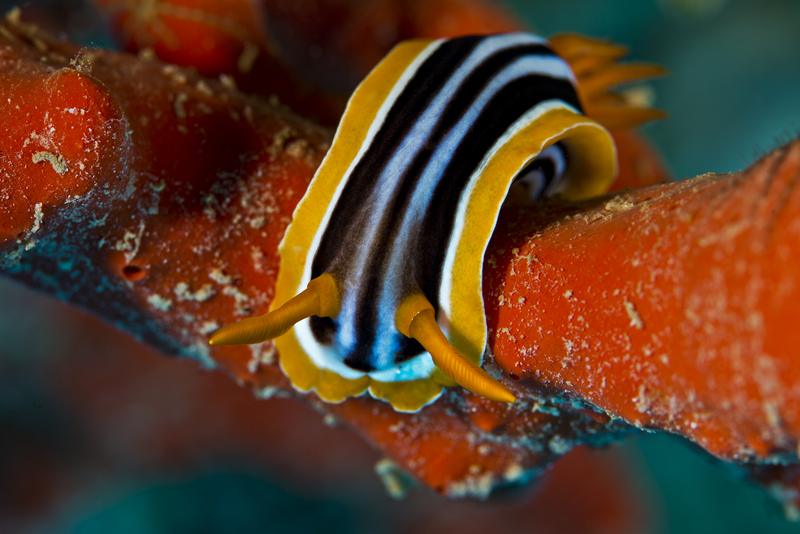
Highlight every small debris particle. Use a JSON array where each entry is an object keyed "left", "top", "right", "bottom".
[
  {"left": 173, "top": 92, "right": 188, "bottom": 119},
  {"left": 89, "top": 214, "right": 108, "bottom": 227},
  {"left": 255, "top": 386, "right": 279, "bottom": 399},
  {"left": 137, "top": 47, "right": 156, "bottom": 61},
  {"left": 196, "top": 79, "right": 213, "bottom": 96},
  {"left": 747, "top": 311, "right": 764, "bottom": 330},
  {"left": 69, "top": 49, "right": 96, "bottom": 74},
  {"left": 237, "top": 41, "right": 260, "bottom": 73},
  {"left": 468, "top": 464, "right": 482, "bottom": 475},
  {"left": 209, "top": 267, "right": 233, "bottom": 285},
  {"left": 32, "top": 151, "right": 67, "bottom": 174},
  {"left": 323, "top": 413, "right": 338, "bottom": 427},
  {"left": 249, "top": 215, "right": 265, "bottom": 229},
  {"left": 562, "top": 338, "right": 575, "bottom": 358},
  {"left": 162, "top": 64, "right": 188, "bottom": 85},
  {"left": 605, "top": 197, "right": 635, "bottom": 212},
  {"left": 173, "top": 70, "right": 188, "bottom": 84},
  {"left": 201, "top": 193, "right": 218, "bottom": 221},
  {"left": 250, "top": 247, "right": 268, "bottom": 272},
  {"left": 219, "top": 73, "right": 237, "bottom": 90},
  {"left": 531, "top": 401, "right": 560, "bottom": 416},
  {"left": 764, "top": 402, "right": 780, "bottom": 428},
  {"left": 548, "top": 435, "right": 571, "bottom": 455},
  {"left": 198, "top": 320, "right": 219, "bottom": 335},
  {"left": 147, "top": 293, "right": 173, "bottom": 311},
  {"left": 222, "top": 285, "right": 250, "bottom": 305},
  {"left": 123, "top": 171, "right": 138, "bottom": 200},
  {"left": 285, "top": 139, "right": 309, "bottom": 159},
  {"left": 635, "top": 384, "right": 651, "bottom": 413},
  {"left": 387, "top": 421, "right": 404, "bottom": 433},
  {"left": 375, "top": 458, "right": 417, "bottom": 500},
  {"left": 247, "top": 343, "right": 275, "bottom": 372},
  {"left": 267, "top": 125, "right": 296, "bottom": 157},
  {"left": 503, "top": 463, "right": 525, "bottom": 483},
  {"left": 174, "top": 282, "right": 215, "bottom": 302},
  {"left": 624, "top": 298, "right": 645, "bottom": 329},
  {"left": 447, "top": 472, "right": 494, "bottom": 499},
  {"left": 186, "top": 340, "right": 216, "bottom": 369},
  {"left": 477, "top": 444, "right": 491, "bottom": 456},
  {"left": 563, "top": 289, "right": 573, "bottom": 299},
  {"left": 28, "top": 203, "right": 43, "bottom": 235},
  {"left": 114, "top": 222, "right": 145, "bottom": 262}
]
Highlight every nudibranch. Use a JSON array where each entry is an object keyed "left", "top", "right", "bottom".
[{"left": 210, "top": 33, "right": 664, "bottom": 411}]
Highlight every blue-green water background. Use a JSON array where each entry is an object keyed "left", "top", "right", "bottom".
[{"left": 1, "top": 0, "right": 800, "bottom": 532}]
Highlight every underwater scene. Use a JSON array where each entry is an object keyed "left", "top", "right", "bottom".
[{"left": 1, "top": 0, "right": 800, "bottom": 532}]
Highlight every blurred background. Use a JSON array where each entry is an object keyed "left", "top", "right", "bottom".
[{"left": 1, "top": 0, "right": 800, "bottom": 532}]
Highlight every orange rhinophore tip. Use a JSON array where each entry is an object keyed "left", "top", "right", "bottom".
[
  {"left": 209, "top": 273, "right": 340, "bottom": 346},
  {"left": 396, "top": 297, "right": 516, "bottom": 404}
]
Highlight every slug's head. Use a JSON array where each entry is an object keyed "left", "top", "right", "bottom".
[{"left": 210, "top": 276, "right": 516, "bottom": 404}]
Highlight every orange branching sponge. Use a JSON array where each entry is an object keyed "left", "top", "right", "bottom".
[
  {"left": 2, "top": 14, "right": 800, "bottom": 508},
  {"left": 483, "top": 140, "right": 800, "bottom": 513},
  {"left": 91, "top": 0, "right": 524, "bottom": 126},
  {"left": 0, "top": 13, "right": 329, "bottom": 367},
  {"left": 485, "top": 142, "right": 800, "bottom": 462}
]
